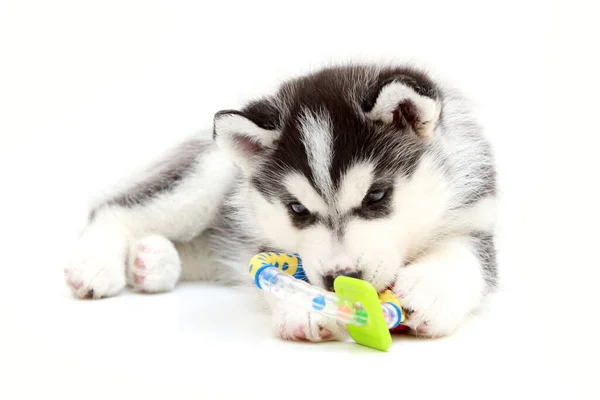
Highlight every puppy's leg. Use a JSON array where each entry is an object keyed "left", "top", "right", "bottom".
[
  {"left": 264, "top": 292, "right": 348, "bottom": 342},
  {"left": 393, "top": 232, "right": 497, "bottom": 337},
  {"left": 126, "top": 234, "right": 182, "bottom": 293},
  {"left": 64, "top": 137, "right": 237, "bottom": 299}
]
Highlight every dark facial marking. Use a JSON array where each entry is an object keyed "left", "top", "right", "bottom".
[
  {"left": 365, "top": 188, "right": 387, "bottom": 203},
  {"left": 353, "top": 185, "right": 394, "bottom": 220},
  {"left": 287, "top": 208, "right": 318, "bottom": 229},
  {"left": 289, "top": 202, "right": 308, "bottom": 215},
  {"left": 282, "top": 194, "right": 319, "bottom": 229}
]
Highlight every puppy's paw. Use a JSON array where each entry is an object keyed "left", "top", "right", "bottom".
[
  {"left": 274, "top": 306, "right": 347, "bottom": 342},
  {"left": 272, "top": 304, "right": 347, "bottom": 342},
  {"left": 394, "top": 263, "right": 476, "bottom": 338},
  {"left": 126, "top": 235, "right": 181, "bottom": 293},
  {"left": 64, "top": 223, "right": 131, "bottom": 299}
]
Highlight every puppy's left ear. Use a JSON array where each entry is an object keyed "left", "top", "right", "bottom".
[
  {"left": 365, "top": 78, "right": 442, "bottom": 139},
  {"left": 213, "top": 99, "right": 280, "bottom": 174}
]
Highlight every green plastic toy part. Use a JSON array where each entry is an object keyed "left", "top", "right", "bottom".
[{"left": 333, "top": 276, "right": 392, "bottom": 351}]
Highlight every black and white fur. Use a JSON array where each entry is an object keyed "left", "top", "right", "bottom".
[{"left": 64, "top": 63, "right": 497, "bottom": 340}]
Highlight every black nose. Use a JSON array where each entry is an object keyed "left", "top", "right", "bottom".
[{"left": 323, "top": 270, "right": 362, "bottom": 291}]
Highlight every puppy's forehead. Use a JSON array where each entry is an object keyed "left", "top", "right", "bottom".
[
  {"left": 336, "top": 162, "right": 375, "bottom": 213},
  {"left": 256, "top": 68, "right": 427, "bottom": 199}
]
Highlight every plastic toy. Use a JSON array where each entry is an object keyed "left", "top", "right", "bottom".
[{"left": 248, "top": 252, "right": 405, "bottom": 351}]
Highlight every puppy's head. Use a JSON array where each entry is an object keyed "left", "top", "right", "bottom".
[{"left": 213, "top": 65, "right": 446, "bottom": 291}]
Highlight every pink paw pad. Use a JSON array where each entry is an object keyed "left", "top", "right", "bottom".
[
  {"left": 133, "top": 257, "right": 145, "bottom": 269},
  {"left": 417, "top": 322, "right": 429, "bottom": 335},
  {"left": 319, "top": 328, "right": 333, "bottom": 340},
  {"left": 70, "top": 279, "right": 83, "bottom": 290},
  {"left": 293, "top": 326, "right": 306, "bottom": 340},
  {"left": 133, "top": 274, "right": 145, "bottom": 285}
]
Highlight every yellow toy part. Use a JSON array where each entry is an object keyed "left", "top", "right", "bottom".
[
  {"left": 248, "top": 252, "right": 306, "bottom": 288},
  {"left": 378, "top": 289, "right": 406, "bottom": 323}
]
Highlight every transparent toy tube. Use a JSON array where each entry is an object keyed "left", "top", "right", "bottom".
[{"left": 250, "top": 253, "right": 403, "bottom": 329}]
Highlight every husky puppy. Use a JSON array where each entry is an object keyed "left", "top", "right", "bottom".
[{"left": 64, "top": 63, "right": 497, "bottom": 340}]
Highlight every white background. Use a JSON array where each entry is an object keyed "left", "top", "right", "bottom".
[{"left": 1, "top": 1, "right": 598, "bottom": 399}]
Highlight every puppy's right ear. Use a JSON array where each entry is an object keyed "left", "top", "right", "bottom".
[{"left": 213, "top": 100, "right": 280, "bottom": 174}]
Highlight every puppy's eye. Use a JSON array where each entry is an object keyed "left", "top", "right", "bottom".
[
  {"left": 365, "top": 189, "right": 387, "bottom": 204},
  {"left": 289, "top": 202, "right": 310, "bottom": 216}
]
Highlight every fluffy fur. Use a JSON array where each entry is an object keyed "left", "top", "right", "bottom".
[{"left": 64, "top": 63, "right": 498, "bottom": 340}]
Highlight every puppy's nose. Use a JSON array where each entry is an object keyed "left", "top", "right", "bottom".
[{"left": 322, "top": 270, "right": 362, "bottom": 291}]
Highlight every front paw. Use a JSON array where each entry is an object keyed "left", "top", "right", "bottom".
[
  {"left": 126, "top": 235, "right": 181, "bottom": 293},
  {"left": 272, "top": 305, "right": 347, "bottom": 342},
  {"left": 395, "top": 264, "right": 479, "bottom": 338},
  {"left": 64, "top": 222, "right": 131, "bottom": 299},
  {"left": 64, "top": 245, "right": 127, "bottom": 299}
]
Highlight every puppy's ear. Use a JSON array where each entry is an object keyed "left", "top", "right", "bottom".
[
  {"left": 364, "top": 75, "right": 441, "bottom": 138},
  {"left": 213, "top": 99, "right": 280, "bottom": 173}
]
